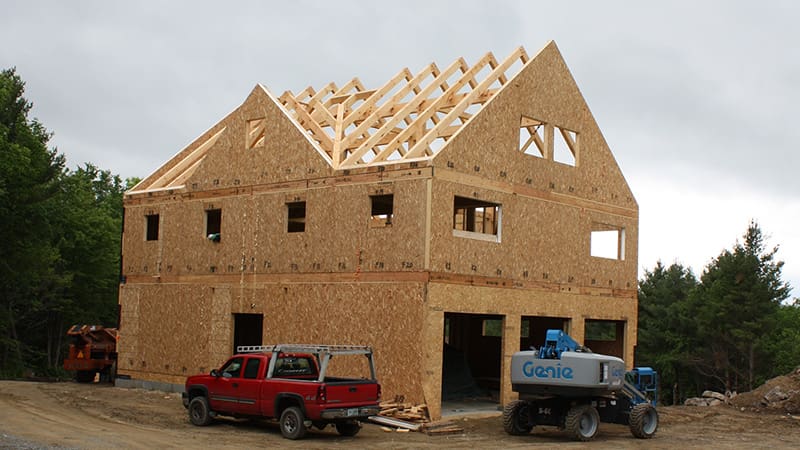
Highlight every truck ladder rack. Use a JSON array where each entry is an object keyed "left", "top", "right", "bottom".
[{"left": 237, "top": 344, "right": 373, "bottom": 355}]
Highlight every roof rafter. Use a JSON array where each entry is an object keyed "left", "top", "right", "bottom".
[{"left": 277, "top": 47, "right": 530, "bottom": 169}]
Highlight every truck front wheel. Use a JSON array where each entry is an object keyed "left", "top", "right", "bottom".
[
  {"left": 335, "top": 420, "right": 361, "bottom": 437},
  {"left": 564, "top": 404, "right": 599, "bottom": 441},
  {"left": 503, "top": 400, "right": 533, "bottom": 435},
  {"left": 188, "top": 397, "right": 213, "bottom": 426},
  {"left": 629, "top": 403, "right": 658, "bottom": 438},
  {"left": 279, "top": 406, "right": 307, "bottom": 440}
]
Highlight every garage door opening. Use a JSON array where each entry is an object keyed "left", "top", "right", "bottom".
[
  {"left": 441, "top": 313, "right": 503, "bottom": 404},
  {"left": 584, "top": 319, "right": 625, "bottom": 358},
  {"left": 520, "top": 316, "right": 570, "bottom": 351},
  {"left": 233, "top": 313, "right": 263, "bottom": 354}
]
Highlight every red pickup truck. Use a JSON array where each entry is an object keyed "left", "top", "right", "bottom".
[{"left": 182, "top": 344, "right": 381, "bottom": 439}]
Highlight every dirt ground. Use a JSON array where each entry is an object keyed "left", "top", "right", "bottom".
[{"left": 1, "top": 381, "right": 799, "bottom": 449}]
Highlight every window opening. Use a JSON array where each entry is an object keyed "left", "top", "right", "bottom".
[
  {"left": 246, "top": 117, "right": 266, "bottom": 149},
  {"left": 553, "top": 126, "right": 577, "bottom": 166},
  {"left": 519, "top": 116, "right": 545, "bottom": 158},
  {"left": 590, "top": 223, "right": 625, "bottom": 260},
  {"left": 206, "top": 209, "right": 221, "bottom": 242},
  {"left": 370, "top": 194, "right": 393, "bottom": 227},
  {"left": 482, "top": 318, "right": 503, "bottom": 337},
  {"left": 585, "top": 321, "right": 617, "bottom": 341},
  {"left": 287, "top": 201, "right": 306, "bottom": 233},
  {"left": 453, "top": 196, "right": 500, "bottom": 237},
  {"left": 145, "top": 214, "right": 159, "bottom": 241}
]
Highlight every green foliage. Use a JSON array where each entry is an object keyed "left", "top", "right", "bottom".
[
  {"left": 636, "top": 261, "right": 698, "bottom": 404},
  {"left": 638, "top": 221, "right": 795, "bottom": 403},
  {"left": 0, "top": 67, "right": 127, "bottom": 377}
]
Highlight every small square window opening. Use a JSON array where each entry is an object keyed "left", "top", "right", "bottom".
[{"left": 370, "top": 194, "right": 393, "bottom": 228}]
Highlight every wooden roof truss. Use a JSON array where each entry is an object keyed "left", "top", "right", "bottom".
[{"left": 279, "top": 47, "right": 529, "bottom": 169}]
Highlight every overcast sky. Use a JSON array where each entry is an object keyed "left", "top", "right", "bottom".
[{"left": 3, "top": 1, "right": 798, "bottom": 299}]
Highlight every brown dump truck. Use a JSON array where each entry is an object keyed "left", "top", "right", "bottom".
[{"left": 63, "top": 325, "right": 118, "bottom": 382}]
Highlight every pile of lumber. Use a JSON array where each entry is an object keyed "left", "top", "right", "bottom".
[
  {"left": 373, "top": 395, "right": 464, "bottom": 435},
  {"left": 378, "top": 396, "right": 429, "bottom": 423}
]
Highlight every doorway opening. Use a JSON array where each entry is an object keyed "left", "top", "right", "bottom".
[{"left": 441, "top": 312, "right": 503, "bottom": 404}]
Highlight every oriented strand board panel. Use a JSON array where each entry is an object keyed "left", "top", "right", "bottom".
[
  {"left": 121, "top": 176, "right": 430, "bottom": 281},
  {"left": 117, "top": 280, "right": 427, "bottom": 401}
]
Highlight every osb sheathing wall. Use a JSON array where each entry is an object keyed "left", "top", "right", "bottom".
[
  {"left": 118, "top": 281, "right": 427, "bottom": 396},
  {"left": 427, "top": 41, "right": 637, "bottom": 288}
]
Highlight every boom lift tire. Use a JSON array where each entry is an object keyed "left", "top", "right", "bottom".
[
  {"left": 629, "top": 403, "right": 658, "bottom": 438},
  {"left": 279, "top": 406, "right": 307, "bottom": 440},
  {"left": 564, "top": 404, "right": 599, "bottom": 441},
  {"left": 188, "top": 396, "right": 213, "bottom": 426},
  {"left": 503, "top": 400, "right": 534, "bottom": 435}
]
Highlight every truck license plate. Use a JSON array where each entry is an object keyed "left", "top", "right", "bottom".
[{"left": 347, "top": 408, "right": 358, "bottom": 417}]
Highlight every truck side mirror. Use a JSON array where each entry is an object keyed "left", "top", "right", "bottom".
[{"left": 210, "top": 369, "right": 220, "bottom": 377}]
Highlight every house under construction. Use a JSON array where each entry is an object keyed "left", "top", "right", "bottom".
[{"left": 117, "top": 41, "right": 639, "bottom": 419}]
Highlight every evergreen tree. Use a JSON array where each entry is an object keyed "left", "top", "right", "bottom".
[
  {"left": 688, "top": 220, "right": 791, "bottom": 392},
  {"left": 637, "top": 261, "right": 698, "bottom": 404}
]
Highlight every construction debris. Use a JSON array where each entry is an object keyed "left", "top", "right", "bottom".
[
  {"left": 684, "top": 390, "right": 736, "bottom": 407},
  {"left": 422, "top": 420, "right": 465, "bottom": 435},
  {"left": 368, "top": 415, "right": 421, "bottom": 431},
  {"left": 368, "top": 395, "right": 434, "bottom": 432},
  {"left": 732, "top": 367, "right": 800, "bottom": 414}
]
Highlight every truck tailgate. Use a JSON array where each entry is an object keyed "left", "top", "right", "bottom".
[{"left": 324, "top": 378, "right": 380, "bottom": 405}]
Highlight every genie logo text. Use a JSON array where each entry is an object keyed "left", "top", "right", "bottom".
[{"left": 522, "top": 361, "right": 574, "bottom": 379}]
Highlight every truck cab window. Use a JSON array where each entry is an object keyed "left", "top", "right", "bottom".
[
  {"left": 243, "top": 358, "right": 260, "bottom": 379},
  {"left": 221, "top": 357, "right": 243, "bottom": 378}
]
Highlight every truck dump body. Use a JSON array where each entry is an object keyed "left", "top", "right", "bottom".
[{"left": 63, "top": 325, "right": 118, "bottom": 382}]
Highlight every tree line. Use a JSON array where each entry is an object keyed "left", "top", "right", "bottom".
[
  {"left": 0, "top": 68, "right": 134, "bottom": 377},
  {"left": 637, "top": 221, "right": 798, "bottom": 404}
]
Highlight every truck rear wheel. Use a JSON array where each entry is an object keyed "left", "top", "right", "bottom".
[
  {"left": 335, "top": 420, "right": 361, "bottom": 436},
  {"left": 629, "top": 403, "right": 658, "bottom": 438},
  {"left": 188, "top": 397, "right": 213, "bottom": 426},
  {"left": 503, "top": 400, "right": 533, "bottom": 435},
  {"left": 75, "top": 370, "right": 96, "bottom": 383},
  {"left": 564, "top": 404, "right": 599, "bottom": 441},
  {"left": 279, "top": 406, "right": 307, "bottom": 440}
]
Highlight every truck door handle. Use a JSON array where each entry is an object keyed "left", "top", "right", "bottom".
[
  {"left": 232, "top": 382, "right": 239, "bottom": 388},
  {"left": 349, "top": 387, "right": 357, "bottom": 392}
]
